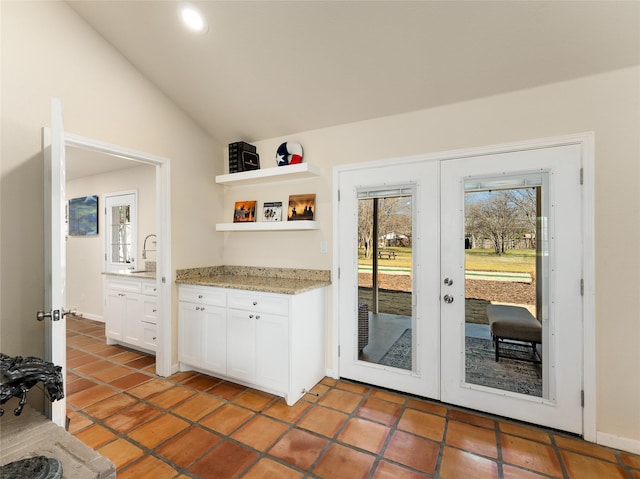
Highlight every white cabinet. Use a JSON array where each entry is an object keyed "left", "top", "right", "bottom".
[
  {"left": 178, "top": 286, "right": 227, "bottom": 376},
  {"left": 178, "top": 284, "right": 326, "bottom": 405},
  {"left": 104, "top": 276, "right": 157, "bottom": 353}
]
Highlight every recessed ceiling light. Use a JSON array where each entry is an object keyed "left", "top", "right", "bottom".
[{"left": 178, "top": 3, "right": 208, "bottom": 34}]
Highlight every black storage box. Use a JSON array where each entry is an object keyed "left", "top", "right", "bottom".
[{"left": 229, "top": 141, "right": 257, "bottom": 173}]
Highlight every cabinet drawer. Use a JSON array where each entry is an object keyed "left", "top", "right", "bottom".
[
  {"left": 179, "top": 286, "right": 226, "bottom": 306},
  {"left": 143, "top": 299, "right": 158, "bottom": 324},
  {"left": 228, "top": 291, "right": 289, "bottom": 316},
  {"left": 105, "top": 279, "right": 141, "bottom": 293},
  {"left": 141, "top": 281, "right": 158, "bottom": 296},
  {"left": 142, "top": 322, "right": 157, "bottom": 347}
]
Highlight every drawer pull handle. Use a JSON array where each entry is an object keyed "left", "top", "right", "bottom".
[
  {"left": 256, "top": 315, "right": 260, "bottom": 320},
  {"left": 118, "top": 293, "right": 125, "bottom": 297},
  {"left": 198, "top": 294, "right": 203, "bottom": 299},
  {"left": 252, "top": 301, "right": 258, "bottom": 306},
  {"left": 152, "top": 309, "right": 157, "bottom": 313},
  {"left": 249, "top": 314, "right": 254, "bottom": 319}
]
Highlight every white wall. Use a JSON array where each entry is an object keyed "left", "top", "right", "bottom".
[
  {"left": 222, "top": 66, "right": 640, "bottom": 448},
  {"left": 66, "top": 163, "right": 156, "bottom": 321},
  {"left": 0, "top": 2, "right": 222, "bottom": 374}
]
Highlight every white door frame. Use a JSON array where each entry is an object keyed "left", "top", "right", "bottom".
[
  {"left": 332, "top": 132, "right": 595, "bottom": 440},
  {"left": 64, "top": 132, "right": 172, "bottom": 379}
]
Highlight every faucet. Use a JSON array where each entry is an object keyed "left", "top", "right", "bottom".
[{"left": 142, "top": 234, "right": 157, "bottom": 259}]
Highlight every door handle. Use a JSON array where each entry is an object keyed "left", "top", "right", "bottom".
[
  {"left": 443, "top": 295, "right": 454, "bottom": 304},
  {"left": 36, "top": 307, "right": 76, "bottom": 321}
]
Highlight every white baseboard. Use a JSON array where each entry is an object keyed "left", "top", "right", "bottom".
[
  {"left": 325, "top": 368, "right": 338, "bottom": 379},
  {"left": 596, "top": 431, "right": 640, "bottom": 455},
  {"left": 76, "top": 312, "right": 103, "bottom": 323}
]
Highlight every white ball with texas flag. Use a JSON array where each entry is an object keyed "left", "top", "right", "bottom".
[{"left": 276, "top": 142, "right": 303, "bottom": 166}]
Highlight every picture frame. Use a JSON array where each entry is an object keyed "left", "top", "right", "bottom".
[
  {"left": 68, "top": 195, "right": 99, "bottom": 236},
  {"left": 287, "top": 194, "right": 315, "bottom": 221},
  {"left": 263, "top": 201, "right": 282, "bottom": 222},
  {"left": 233, "top": 200, "right": 257, "bottom": 223}
]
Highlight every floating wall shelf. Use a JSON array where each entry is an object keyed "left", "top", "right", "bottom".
[
  {"left": 216, "top": 163, "right": 320, "bottom": 186},
  {"left": 216, "top": 220, "right": 319, "bottom": 232}
]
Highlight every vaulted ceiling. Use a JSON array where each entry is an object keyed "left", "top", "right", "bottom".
[{"left": 68, "top": 1, "right": 639, "bottom": 147}]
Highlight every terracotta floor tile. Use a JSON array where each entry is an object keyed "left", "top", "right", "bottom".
[
  {"left": 263, "top": 398, "right": 311, "bottom": 423},
  {"left": 146, "top": 385, "right": 196, "bottom": 409},
  {"left": 67, "top": 353, "right": 96, "bottom": 368},
  {"left": 446, "top": 420, "right": 498, "bottom": 458},
  {"left": 232, "top": 414, "right": 288, "bottom": 451},
  {"left": 74, "top": 424, "right": 117, "bottom": 449},
  {"left": 622, "top": 452, "right": 640, "bottom": 469},
  {"left": 189, "top": 440, "right": 258, "bottom": 478},
  {"left": 172, "top": 393, "right": 224, "bottom": 421},
  {"left": 208, "top": 381, "right": 247, "bottom": 400},
  {"left": 118, "top": 455, "right": 178, "bottom": 479},
  {"left": 169, "top": 370, "right": 199, "bottom": 383},
  {"left": 183, "top": 373, "right": 221, "bottom": 391},
  {"left": 313, "top": 443, "right": 375, "bottom": 479},
  {"left": 357, "top": 397, "right": 402, "bottom": 426},
  {"left": 501, "top": 434, "right": 563, "bottom": 477},
  {"left": 321, "top": 377, "right": 338, "bottom": 387},
  {"left": 90, "top": 364, "right": 131, "bottom": 383},
  {"left": 372, "top": 460, "right": 431, "bottom": 478},
  {"left": 97, "top": 438, "right": 144, "bottom": 470},
  {"left": 319, "top": 388, "right": 363, "bottom": 413},
  {"left": 560, "top": 450, "right": 627, "bottom": 479},
  {"left": 110, "top": 350, "right": 144, "bottom": 364},
  {"left": 383, "top": 430, "right": 439, "bottom": 474},
  {"left": 370, "top": 389, "right": 406, "bottom": 404},
  {"left": 500, "top": 421, "right": 552, "bottom": 444},
  {"left": 337, "top": 417, "right": 390, "bottom": 454},
  {"left": 83, "top": 393, "right": 138, "bottom": 420},
  {"left": 75, "top": 358, "right": 114, "bottom": 375},
  {"left": 336, "top": 380, "right": 370, "bottom": 394},
  {"left": 439, "top": 446, "right": 499, "bottom": 479},
  {"left": 555, "top": 435, "right": 618, "bottom": 462},
  {"left": 298, "top": 405, "right": 348, "bottom": 438},
  {"left": 502, "top": 464, "right": 554, "bottom": 479},
  {"left": 67, "top": 348, "right": 87, "bottom": 360},
  {"left": 103, "top": 402, "right": 162, "bottom": 433},
  {"left": 128, "top": 414, "right": 190, "bottom": 449},
  {"left": 199, "top": 404, "right": 255, "bottom": 435},
  {"left": 632, "top": 470, "right": 640, "bottom": 479},
  {"left": 234, "top": 389, "right": 276, "bottom": 411},
  {"left": 109, "top": 371, "right": 153, "bottom": 390},
  {"left": 302, "top": 382, "right": 330, "bottom": 403},
  {"left": 397, "top": 408, "right": 446, "bottom": 442},
  {"left": 126, "top": 378, "right": 173, "bottom": 398},
  {"left": 66, "top": 409, "right": 93, "bottom": 433},
  {"left": 156, "top": 425, "right": 221, "bottom": 468},
  {"left": 243, "top": 458, "right": 303, "bottom": 479},
  {"left": 407, "top": 398, "right": 448, "bottom": 417},
  {"left": 66, "top": 378, "right": 96, "bottom": 395},
  {"left": 67, "top": 384, "right": 117, "bottom": 409},
  {"left": 449, "top": 409, "right": 496, "bottom": 429},
  {"left": 125, "top": 355, "right": 155, "bottom": 369},
  {"left": 269, "top": 428, "right": 328, "bottom": 470},
  {"left": 89, "top": 344, "right": 129, "bottom": 358}
]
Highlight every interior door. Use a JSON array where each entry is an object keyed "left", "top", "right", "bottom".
[
  {"left": 43, "top": 98, "right": 67, "bottom": 426},
  {"left": 338, "top": 161, "right": 441, "bottom": 399},
  {"left": 440, "top": 144, "right": 584, "bottom": 434}
]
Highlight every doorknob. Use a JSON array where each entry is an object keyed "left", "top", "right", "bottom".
[
  {"left": 443, "top": 278, "right": 453, "bottom": 286},
  {"left": 36, "top": 307, "right": 77, "bottom": 321},
  {"left": 443, "top": 295, "right": 454, "bottom": 304}
]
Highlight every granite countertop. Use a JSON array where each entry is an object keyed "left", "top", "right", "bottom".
[
  {"left": 176, "top": 266, "right": 331, "bottom": 295},
  {"left": 103, "top": 269, "right": 156, "bottom": 280}
]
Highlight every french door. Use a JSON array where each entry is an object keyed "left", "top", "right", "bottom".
[{"left": 337, "top": 141, "right": 584, "bottom": 434}]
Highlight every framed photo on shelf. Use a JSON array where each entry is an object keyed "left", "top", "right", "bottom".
[
  {"left": 287, "top": 194, "right": 315, "bottom": 221},
  {"left": 233, "top": 200, "right": 257, "bottom": 223},
  {"left": 263, "top": 201, "right": 282, "bottom": 222}
]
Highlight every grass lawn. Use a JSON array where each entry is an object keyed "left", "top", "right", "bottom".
[{"left": 359, "top": 247, "right": 536, "bottom": 274}]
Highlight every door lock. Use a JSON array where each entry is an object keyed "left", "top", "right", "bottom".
[
  {"left": 443, "top": 295, "right": 454, "bottom": 304},
  {"left": 36, "top": 307, "right": 76, "bottom": 321}
]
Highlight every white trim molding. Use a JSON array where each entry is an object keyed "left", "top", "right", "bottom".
[{"left": 597, "top": 432, "right": 640, "bottom": 455}]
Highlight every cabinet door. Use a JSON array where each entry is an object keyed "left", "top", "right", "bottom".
[
  {"left": 123, "top": 293, "right": 143, "bottom": 346},
  {"left": 256, "top": 313, "right": 289, "bottom": 390},
  {"left": 226, "top": 308, "right": 256, "bottom": 382},
  {"left": 105, "top": 289, "right": 125, "bottom": 340},
  {"left": 179, "top": 302, "right": 203, "bottom": 367},
  {"left": 202, "top": 306, "right": 227, "bottom": 375}
]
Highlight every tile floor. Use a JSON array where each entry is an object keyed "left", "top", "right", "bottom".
[{"left": 66, "top": 316, "right": 640, "bottom": 479}]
